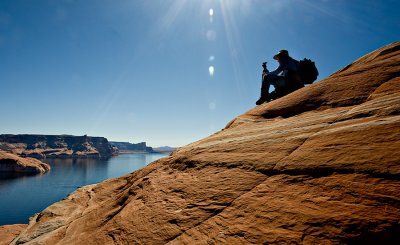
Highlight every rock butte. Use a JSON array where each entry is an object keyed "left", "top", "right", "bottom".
[
  {"left": 0, "top": 135, "right": 117, "bottom": 159},
  {"left": 0, "top": 151, "right": 50, "bottom": 174},
  {"left": 4, "top": 42, "right": 400, "bottom": 244}
]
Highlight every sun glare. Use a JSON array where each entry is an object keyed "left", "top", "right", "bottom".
[
  {"left": 154, "top": 0, "right": 253, "bottom": 84},
  {"left": 209, "top": 66, "right": 215, "bottom": 77}
]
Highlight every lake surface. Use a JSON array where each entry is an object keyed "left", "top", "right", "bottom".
[{"left": 0, "top": 153, "right": 168, "bottom": 225}]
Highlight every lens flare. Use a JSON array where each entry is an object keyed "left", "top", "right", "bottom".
[
  {"left": 209, "top": 8, "right": 214, "bottom": 23},
  {"left": 208, "top": 102, "right": 216, "bottom": 110},
  {"left": 206, "top": 30, "right": 216, "bottom": 41},
  {"left": 209, "top": 66, "right": 215, "bottom": 77}
]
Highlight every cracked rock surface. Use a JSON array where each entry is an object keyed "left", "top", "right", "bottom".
[{"left": 6, "top": 42, "right": 400, "bottom": 244}]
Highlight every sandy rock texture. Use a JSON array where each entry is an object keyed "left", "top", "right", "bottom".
[
  {"left": 0, "top": 151, "right": 50, "bottom": 174},
  {"left": 0, "top": 225, "right": 28, "bottom": 245},
  {"left": 7, "top": 42, "right": 400, "bottom": 244}
]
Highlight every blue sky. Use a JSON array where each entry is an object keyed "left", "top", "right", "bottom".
[{"left": 1, "top": 0, "right": 399, "bottom": 147}]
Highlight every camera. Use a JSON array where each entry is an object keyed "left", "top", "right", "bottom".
[{"left": 262, "top": 62, "right": 268, "bottom": 73}]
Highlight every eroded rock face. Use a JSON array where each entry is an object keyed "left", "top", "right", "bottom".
[
  {"left": 0, "top": 151, "right": 50, "bottom": 174},
  {"left": 9, "top": 42, "right": 400, "bottom": 244},
  {"left": 0, "top": 135, "right": 117, "bottom": 159}
]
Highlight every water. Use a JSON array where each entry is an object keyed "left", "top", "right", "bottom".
[{"left": 0, "top": 153, "right": 168, "bottom": 225}]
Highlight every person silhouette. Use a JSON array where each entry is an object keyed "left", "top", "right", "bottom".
[{"left": 256, "top": 50, "right": 303, "bottom": 105}]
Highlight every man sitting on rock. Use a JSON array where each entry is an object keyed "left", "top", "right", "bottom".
[{"left": 256, "top": 50, "right": 304, "bottom": 105}]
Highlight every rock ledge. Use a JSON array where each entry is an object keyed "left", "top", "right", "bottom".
[{"left": 5, "top": 42, "right": 400, "bottom": 244}]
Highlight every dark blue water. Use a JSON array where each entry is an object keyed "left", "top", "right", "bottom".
[{"left": 0, "top": 153, "right": 168, "bottom": 225}]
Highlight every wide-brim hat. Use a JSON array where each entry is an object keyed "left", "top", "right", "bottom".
[{"left": 273, "top": 50, "right": 289, "bottom": 60}]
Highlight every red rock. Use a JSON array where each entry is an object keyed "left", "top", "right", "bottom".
[
  {"left": 0, "top": 151, "right": 50, "bottom": 174},
  {"left": 8, "top": 42, "right": 400, "bottom": 244},
  {"left": 0, "top": 224, "right": 27, "bottom": 245},
  {"left": 0, "top": 135, "right": 117, "bottom": 159}
]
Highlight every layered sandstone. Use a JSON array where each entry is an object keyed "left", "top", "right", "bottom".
[
  {"left": 0, "top": 135, "right": 117, "bottom": 159},
  {"left": 0, "top": 151, "right": 50, "bottom": 174},
  {"left": 6, "top": 42, "right": 400, "bottom": 244}
]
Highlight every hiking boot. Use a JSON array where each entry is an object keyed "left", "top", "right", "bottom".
[{"left": 256, "top": 96, "right": 269, "bottom": 105}]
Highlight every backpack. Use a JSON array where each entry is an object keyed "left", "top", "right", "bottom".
[{"left": 298, "top": 58, "right": 319, "bottom": 84}]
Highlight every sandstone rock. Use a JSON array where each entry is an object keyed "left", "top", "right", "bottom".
[
  {"left": 0, "top": 224, "right": 27, "bottom": 245},
  {"left": 0, "top": 135, "right": 117, "bottom": 159},
  {"left": 0, "top": 151, "right": 50, "bottom": 174},
  {"left": 9, "top": 42, "right": 400, "bottom": 244}
]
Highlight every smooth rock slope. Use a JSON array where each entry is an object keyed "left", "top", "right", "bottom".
[
  {"left": 8, "top": 42, "right": 400, "bottom": 244},
  {"left": 0, "top": 151, "right": 50, "bottom": 174},
  {"left": 0, "top": 225, "right": 27, "bottom": 245}
]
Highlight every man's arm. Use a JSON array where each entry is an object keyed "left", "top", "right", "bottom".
[{"left": 268, "top": 64, "right": 283, "bottom": 76}]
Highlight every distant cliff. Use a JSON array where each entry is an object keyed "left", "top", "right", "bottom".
[
  {"left": 152, "top": 146, "right": 177, "bottom": 153},
  {"left": 0, "top": 134, "right": 117, "bottom": 159},
  {"left": 110, "top": 141, "right": 153, "bottom": 153}
]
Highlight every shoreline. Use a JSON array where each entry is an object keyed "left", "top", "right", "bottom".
[
  {"left": 117, "top": 150, "right": 173, "bottom": 154},
  {"left": 0, "top": 152, "right": 169, "bottom": 227}
]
